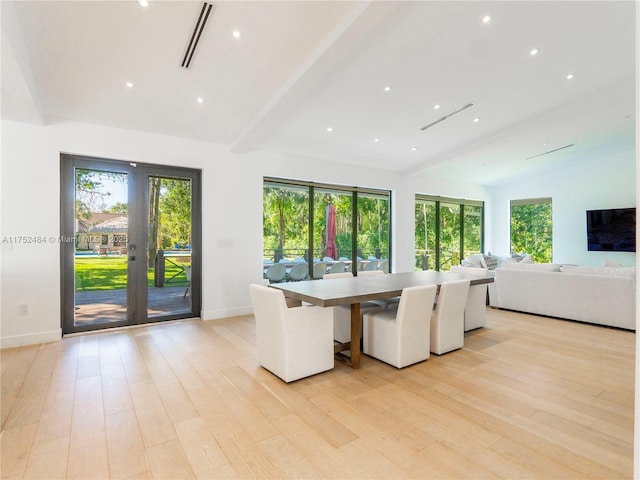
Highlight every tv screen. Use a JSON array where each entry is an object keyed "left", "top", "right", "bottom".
[{"left": 586, "top": 208, "right": 636, "bottom": 252}]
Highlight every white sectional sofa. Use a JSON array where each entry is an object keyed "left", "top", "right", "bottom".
[{"left": 495, "top": 263, "right": 636, "bottom": 330}]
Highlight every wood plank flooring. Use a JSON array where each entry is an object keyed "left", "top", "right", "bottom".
[{"left": 1, "top": 308, "right": 635, "bottom": 479}]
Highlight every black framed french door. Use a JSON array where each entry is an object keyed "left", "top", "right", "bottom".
[{"left": 60, "top": 154, "right": 201, "bottom": 334}]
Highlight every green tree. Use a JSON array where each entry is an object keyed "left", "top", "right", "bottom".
[
  {"left": 105, "top": 202, "right": 128, "bottom": 214},
  {"left": 75, "top": 169, "right": 125, "bottom": 220},
  {"left": 511, "top": 202, "right": 552, "bottom": 262}
]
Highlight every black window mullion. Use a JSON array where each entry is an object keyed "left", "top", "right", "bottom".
[{"left": 352, "top": 191, "right": 358, "bottom": 275}]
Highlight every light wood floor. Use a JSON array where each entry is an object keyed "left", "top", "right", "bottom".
[{"left": 1, "top": 308, "right": 635, "bottom": 479}]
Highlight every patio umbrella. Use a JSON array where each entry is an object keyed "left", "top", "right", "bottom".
[{"left": 325, "top": 204, "right": 338, "bottom": 260}]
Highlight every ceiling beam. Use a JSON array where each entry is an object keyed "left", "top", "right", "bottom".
[{"left": 229, "top": 1, "right": 374, "bottom": 154}]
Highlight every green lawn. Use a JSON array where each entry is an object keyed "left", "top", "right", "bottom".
[{"left": 75, "top": 256, "right": 189, "bottom": 291}]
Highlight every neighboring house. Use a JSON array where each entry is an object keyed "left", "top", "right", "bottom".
[{"left": 76, "top": 213, "right": 128, "bottom": 252}]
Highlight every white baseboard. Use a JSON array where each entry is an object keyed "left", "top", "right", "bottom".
[
  {"left": 201, "top": 305, "right": 253, "bottom": 321},
  {"left": 1, "top": 329, "right": 62, "bottom": 349}
]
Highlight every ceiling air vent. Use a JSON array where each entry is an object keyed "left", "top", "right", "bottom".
[
  {"left": 181, "top": 2, "right": 214, "bottom": 69},
  {"left": 420, "top": 102, "right": 474, "bottom": 131},
  {"left": 526, "top": 143, "right": 575, "bottom": 160}
]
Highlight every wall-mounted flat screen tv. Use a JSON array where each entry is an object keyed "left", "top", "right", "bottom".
[{"left": 586, "top": 207, "right": 636, "bottom": 252}]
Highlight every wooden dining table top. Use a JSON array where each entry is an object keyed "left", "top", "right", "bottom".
[{"left": 269, "top": 270, "right": 494, "bottom": 307}]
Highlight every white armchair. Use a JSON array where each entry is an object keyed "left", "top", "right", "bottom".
[
  {"left": 363, "top": 285, "right": 437, "bottom": 368},
  {"left": 431, "top": 279, "right": 470, "bottom": 355},
  {"left": 449, "top": 265, "right": 488, "bottom": 331},
  {"left": 249, "top": 284, "right": 334, "bottom": 383}
]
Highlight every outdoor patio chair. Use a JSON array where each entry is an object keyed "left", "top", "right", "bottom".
[
  {"left": 363, "top": 285, "right": 437, "bottom": 368},
  {"left": 249, "top": 284, "right": 334, "bottom": 382},
  {"left": 362, "top": 260, "right": 378, "bottom": 271},
  {"left": 312, "top": 262, "right": 327, "bottom": 279},
  {"left": 182, "top": 265, "right": 192, "bottom": 298},
  {"left": 288, "top": 263, "right": 308, "bottom": 281},
  {"left": 265, "top": 263, "right": 286, "bottom": 283},
  {"left": 378, "top": 259, "right": 389, "bottom": 273},
  {"left": 328, "top": 261, "right": 346, "bottom": 274}
]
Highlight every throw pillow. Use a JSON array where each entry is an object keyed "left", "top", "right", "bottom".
[
  {"left": 520, "top": 254, "right": 533, "bottom": 263},
  {"left": 510, "top": 252, "right": 525, "bottom": 262},
  {"left": 483, "top": 253, "right": 499, "bottom": 270}
]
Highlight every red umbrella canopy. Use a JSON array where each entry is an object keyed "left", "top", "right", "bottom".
[{"left": 325, "top": 204, "right": 338, "bottom": 260}]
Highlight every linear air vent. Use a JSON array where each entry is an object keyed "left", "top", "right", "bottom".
[
  {"left": 181, "top": 2, "right": 214, "bottom": 69},
  {"left": 526, "top": 143, "right": 575, "bottom": 160},
  {"left": 420, "top": 102, "right": 474, "bottom": 131}
]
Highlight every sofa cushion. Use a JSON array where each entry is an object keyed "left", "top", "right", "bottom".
[
  {"left": 603, "top": 258, "right": 623, "bottom": 267},
  {"left": 560, "top": 265, "right": 636, "bottom": 277},
  {"left": 461, "top": 253, "right": 485, "bottom": 268},
  {"left": 501, "top": 262, "right": 562, "bottom": 272}
]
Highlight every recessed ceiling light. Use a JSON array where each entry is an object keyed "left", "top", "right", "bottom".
[
  {"left": 384, "top": 85, "right": 391, "bottom": 92},
  {"left": 326, "top": 127, "right": 333, "bottom": 132},
  {"left": 126, "top": 81, "right": 134, "bottom": 88},
  {"left": 411, "top": 146, "right": 417, "bottom": 151},
  {"left": 373, "top": 138, "right": 380, "bottom": 143},
  {"left": 434, "top": 104, "right": 441, "bottom": 110},
  {"left": 473, "top": 117, "right": 480, "bottom": 123},
  {"left": 139, "top": 0, "right": 149, "bottom": 7},
  {"left": 530, "top": 48, "right": 538, "bottom": 56},
  {"left": 196, "top": 97, "right": 204, "bottom": 104},
  {"left": 482, "top": 15, "right": 491, "bottom": 23},
  {"left": 566, "top": 73, "right": 574, "bottom": 80},
  {"left": 232, "top": 30, "right": 241, "bottom": 39}
]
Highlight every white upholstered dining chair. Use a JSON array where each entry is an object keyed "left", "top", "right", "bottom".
[
  {"left": 449, "top": 265, "right": 488, "bottom": 331},
  {"left": 249, "top": 284, "right": 334, "bottom": 383},
  {"left": 363, "top": 284, "right": 437, "bottom": 368},
  {"left": 430, "top": 279, "right": 470, "bottom": 355},
  {"left": 324, "top": 272, "right": 382, "bottom": 343}
]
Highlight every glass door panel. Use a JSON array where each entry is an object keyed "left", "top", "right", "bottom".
[
  {"left": 439, "top": 202, "right": 461, "bottom": 271},
  {"left": 357, "top": 194, "right": 390, "bottom": 272},
  {"left": 463, "top": 204, "right": 482, "bottom": 258},
  {"left": 73, "top": 168, "right": 129, "bottom": 327},
  {"left": 415, "top": 200, "right": 436, "bottom": 270},
  {"left": 147, "top": 176, "right": 193, "bottom": 318},
  {"left": 62, "top": 155, "right": 201, "bottom": 334},
  {"left": 314, "top": 189, "right": 352, "bottom": 274},
  {"left": 262, "top": 183, "right": 309, "bottom": 282}
]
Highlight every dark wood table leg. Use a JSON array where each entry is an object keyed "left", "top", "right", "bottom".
[{"left": 350, "top": 302, "right": 361, "bottom": 368}]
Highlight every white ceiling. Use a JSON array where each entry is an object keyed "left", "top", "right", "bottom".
[{"left": 1, "top": 1, "right": 636, "bottom": 186}]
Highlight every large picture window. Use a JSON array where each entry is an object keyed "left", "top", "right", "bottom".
[
  {"left": 263, "top": 178, "right": 391, "bottom": 281},
  {"left": 415, "top": 195, "right": 483, "bottom": 271},
  {"left": 510, "top": 198, "right": 552, "bottom": 262}
]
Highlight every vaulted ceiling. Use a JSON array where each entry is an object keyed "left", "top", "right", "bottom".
[{"left": 1, "top": 1, "right": 636, "bottom": 186}]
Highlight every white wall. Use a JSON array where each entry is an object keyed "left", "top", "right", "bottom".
[
  {"left": 0, "top": 118, "right": 493, "bottom": 347},
  {"left": 6, "top": 118, "right": 632, "bottom": 348},
  {"left": 491, "top": 150, "right": 637, "bottom": 266}
]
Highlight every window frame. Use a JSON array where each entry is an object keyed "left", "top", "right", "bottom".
[
  {"left": 263, "top": 177, "right": 392, "bottom": 278},
  {"left": 415, "top": 194, "right": 485, "bottom": 271},
  {"left": 509, "top": 197, "right": 553, "bottom": 262}
]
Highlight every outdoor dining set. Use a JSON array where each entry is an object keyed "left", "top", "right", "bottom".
[{"left": 263, "top": 256, "right": 390, "bottom": 283}]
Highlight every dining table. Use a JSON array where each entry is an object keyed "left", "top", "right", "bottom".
[{"left": 269, "top": 270, "right": 494, "bottom": 369}]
